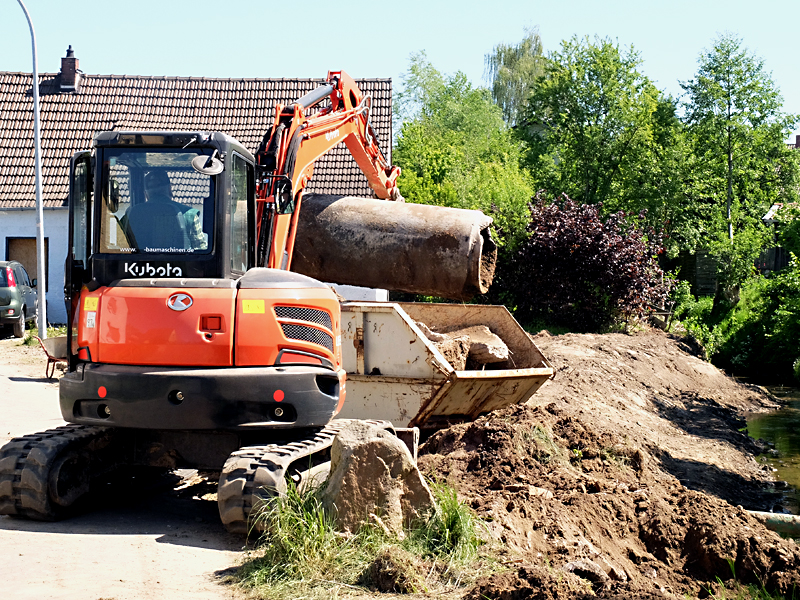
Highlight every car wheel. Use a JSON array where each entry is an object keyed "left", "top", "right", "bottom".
[{"left": 12, "top": 311, "right": 25, "bottom": 338}]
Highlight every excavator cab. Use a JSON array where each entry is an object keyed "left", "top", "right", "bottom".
[
  {"left": 67, "top": 131, "right": 253, "bottom": 295},
  {"left": 61, "top": 131, "right": 345, "bottom": 433}
]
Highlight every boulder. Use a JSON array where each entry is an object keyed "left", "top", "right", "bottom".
[
  {"left": 445, "top": 325, "right": 510, "bottom": 363},
  {"left": 321, "top": 421, "right": 436, "bottom": 536},
  {"left": 416, "top": 321, "right": 510, "bottom": 367}
]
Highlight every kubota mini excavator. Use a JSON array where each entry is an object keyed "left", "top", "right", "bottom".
[{"left": 0, "top": 71, "right": 403, "bottom": 533}]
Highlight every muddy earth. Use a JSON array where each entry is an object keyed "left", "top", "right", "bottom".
[
  {"left": 2, "top": 328, "right": 799, "bottom": 599},
  {"left": 420, "top": 330, "right": 800, "bottom": 599}
]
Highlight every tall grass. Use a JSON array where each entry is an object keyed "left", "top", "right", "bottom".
[{"left": 236, "top": 479, "right": 484, "bottom": 600}]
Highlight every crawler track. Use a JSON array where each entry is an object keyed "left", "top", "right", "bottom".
[
  {"left": 0, "top": 425, "right": 117, "bottom": 520},
  {"left": 218, "top": 419, "right": 391, "bottom": 534}
]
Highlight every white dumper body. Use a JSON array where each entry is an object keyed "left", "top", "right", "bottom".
[{"left": 337, "top": 302, "right": 554, "bottom": 431}]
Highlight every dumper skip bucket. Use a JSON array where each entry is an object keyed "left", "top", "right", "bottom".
[{"left": 337, "top": 302, "right": 554, "bottom": 430}]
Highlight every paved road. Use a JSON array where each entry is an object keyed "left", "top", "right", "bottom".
[{"left": 0, "top": 339, "right": 243, "bottom": 600}]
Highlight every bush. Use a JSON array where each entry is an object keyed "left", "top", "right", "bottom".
[
  {"left": 776, "top": 204, "right": 800, "bottom": 257},
  {"left": 673, "top": 255, "right": 800, "bottom": 381},
  {"left": 498, "top": 196, "right": 670, "bottom": 332},
  {"left": 672, "top": 282, "right": 721, "bottom": 359}
]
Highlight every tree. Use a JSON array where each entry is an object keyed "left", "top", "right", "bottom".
[
  {"left": 681, "top": 33, "right": 799, "bottom": 289},
  {"left": 393, "top": 53, "right": 534, "bottom": 247},
  {"left": 484, "top": 27, "right": 546, "bottom": 126},
  {"left": 517, "top": 36, "right": 687, "bottom": 241}
]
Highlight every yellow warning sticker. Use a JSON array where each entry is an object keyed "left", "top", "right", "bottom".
[
  {"left": 242, "top": 299, "right": 265, "bottom": 314},
  {"left": 83, "top": 297, "right": 99, "bottom": 311}
]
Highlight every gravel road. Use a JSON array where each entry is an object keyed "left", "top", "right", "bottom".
[{"left": 0, "top": 336, "right": 244, "bottom": 600}]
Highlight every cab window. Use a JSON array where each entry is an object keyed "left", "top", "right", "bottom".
[{"left": 230, "top": 153, "right": 252, "bottom": 273}]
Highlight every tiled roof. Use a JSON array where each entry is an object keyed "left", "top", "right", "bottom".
[{"left": 0, "top": 73, "right": 392, "bottom": 208}]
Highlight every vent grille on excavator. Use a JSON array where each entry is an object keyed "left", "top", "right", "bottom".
[
  {"left": 280, "top": 323, "right": 334, "bottom": 352},
  {"left": 274, "top": 306, "right": 332, "bottom": 330}
]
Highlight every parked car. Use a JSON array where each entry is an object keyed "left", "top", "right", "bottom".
[{"left": 0, "top": 261, "right": 38, "bottom": 338}]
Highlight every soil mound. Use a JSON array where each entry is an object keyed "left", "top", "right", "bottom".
[{"left": 418, "top": 329, "right": 800, "bottom": 598}]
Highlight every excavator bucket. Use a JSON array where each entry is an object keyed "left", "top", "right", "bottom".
[{"left": 336, "top": 302, "right": 554, "bottom": 430}]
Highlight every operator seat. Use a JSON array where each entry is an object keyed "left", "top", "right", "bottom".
[{"left": 124, "top": 201, "right": 191, "bottom": 251}]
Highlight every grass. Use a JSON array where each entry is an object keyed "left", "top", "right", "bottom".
[
  {"left": 22, "top": 325, "right": 67, "bottom": 346},
  {"left": 697, "top": 559, "right": 799, "bottom": 600},
  {"left": 704, "top": 580, "right": 797, "bottom": 600},
  {"left": 235, "top": 480, "right": 488, "bottom": 600},
  {"left": 513, "top": 422, "right": 565, "bottom": 465}
]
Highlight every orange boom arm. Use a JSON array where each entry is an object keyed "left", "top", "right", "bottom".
[{"left": 255, "top": 71, "right": 402, "bottom": 270}]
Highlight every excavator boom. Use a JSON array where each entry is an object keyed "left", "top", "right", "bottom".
[{"left": 254, "top": 71, "right": 401, "bottom": 269}]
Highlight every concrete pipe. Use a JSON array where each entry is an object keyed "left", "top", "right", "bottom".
[
  {"left": 748, "top": 510, "right": 800, "bottom": 536},
  {"left": 292, "top": 194, "right": 497, "bottom": 301}
]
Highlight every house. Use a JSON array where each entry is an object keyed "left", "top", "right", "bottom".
[
  {"left": 760, "top": 202, "right": 797, "bottom": 272},
  {"left": 0, "top": 48, "right": 392, "bottom": 323}
]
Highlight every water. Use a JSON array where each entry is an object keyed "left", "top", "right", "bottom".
[{"left": 746, "top": 386, "right": 800, "bottom": 514}]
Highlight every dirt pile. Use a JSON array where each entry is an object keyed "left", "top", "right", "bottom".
[{"left": 417, "top": 329, "right": 800, "bottom": 598}]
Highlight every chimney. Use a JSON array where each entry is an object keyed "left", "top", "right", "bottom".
[{"left": 60, "top": 45, "right": 81, "bottom": 92}]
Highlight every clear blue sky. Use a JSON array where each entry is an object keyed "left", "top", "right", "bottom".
[{"left": 3, "top": 0, "right": 799, "bottom": 138}]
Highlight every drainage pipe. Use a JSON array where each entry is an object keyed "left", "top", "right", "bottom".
[{"left": 748, "top": 510, "right": 800, "bottom": 536}]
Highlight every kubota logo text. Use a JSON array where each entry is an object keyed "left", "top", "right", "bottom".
[
  {"left": 123, "top": 262, "right": 183, "bottom": 277},
  {"left": 325, "top": 129, "right": 340, "bottom": 142},
  {"left": 167, "top": 293, "right": 193, "bottom": 311}
]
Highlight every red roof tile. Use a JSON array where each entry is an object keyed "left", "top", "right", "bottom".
[{"left": 0, "top": 72, "right": 392, "bottom": 208}]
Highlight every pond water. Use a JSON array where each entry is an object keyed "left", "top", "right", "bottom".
[{"left": 746, "top": 386, "right": 800, "bottom": 514}]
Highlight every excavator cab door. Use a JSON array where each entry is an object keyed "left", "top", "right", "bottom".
[{"left": 66, "top": 150, "right": 93, "bottom": 366}]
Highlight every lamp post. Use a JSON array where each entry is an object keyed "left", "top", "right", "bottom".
[{"left": 17, "top": 0, "right": 47, "bottom": 339}]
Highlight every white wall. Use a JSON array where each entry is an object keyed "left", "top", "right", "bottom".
[{"left": 0, "top": 208, "right": 68, "bottom": 324}]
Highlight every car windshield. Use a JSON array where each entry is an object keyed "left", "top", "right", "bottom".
[
  {"left": 99, "top": 149, "right": 215, "bottom": 255},
  {"left": 0, "top": 268, "right": 7, "bottom": 286}
]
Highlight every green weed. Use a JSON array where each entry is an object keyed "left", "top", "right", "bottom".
[
  {"left": 698, "top": 558, "right": 799, "bottom": 600},
  {"left": 407, "top": 482, "right": 481, "bottom": 563},
  {"left": 513, "top": 423, "right": 564, "bottom": 465},
  {"left": 22, "top": 325, "right": 67, "bottom": 346},
  {"left": 236, "top": 478, "right": 488, "bottom": 600}
]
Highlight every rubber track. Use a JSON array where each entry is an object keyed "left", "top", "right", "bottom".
[
  {"left": 217, "top": 419, "right": 391, "bottom": 535},
  {"left": 0, "top": 425, "right": 108, "bottom": 520}
]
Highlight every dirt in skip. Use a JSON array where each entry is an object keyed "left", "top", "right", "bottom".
[{"left": 419, "top": 329, "right": 800, "bottom": 599}]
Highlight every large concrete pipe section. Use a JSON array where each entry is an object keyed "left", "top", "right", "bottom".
[{"left": 292, "top": 194, "right": 497, "bottom": 301}]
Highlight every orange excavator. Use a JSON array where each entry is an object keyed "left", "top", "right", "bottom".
[{"left": 0, "top": 72, "right": 405, "bottom": 533}]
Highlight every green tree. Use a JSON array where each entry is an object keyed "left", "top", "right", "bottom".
[
  {"left": 394, "top": 53, "right": 534, "bottom": 247},
  {"left": 681, "top": 33, "right": 799, "bottom": 287},
  {"left": 517, "top": 36, "right": 687, "bottom": 245},
  {"left": 484, "top": 27, "right": 546, "bottom": 126}
]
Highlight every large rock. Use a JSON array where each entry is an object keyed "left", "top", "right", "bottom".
[
  {"left": 321, "top": 421, "right": 436, "bottom": 536},
  {"left": 416, "top": 321, "right": 510, "bottom": 367},
  {"left": 445, "top": 325, "right": 509, "bottom": 363}
]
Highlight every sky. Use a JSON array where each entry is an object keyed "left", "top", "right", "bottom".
[{"left": 3, "top": 0, "right": 800, "bottom": 138}]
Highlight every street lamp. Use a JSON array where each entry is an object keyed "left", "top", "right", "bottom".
[{"left": 17, "top": 0, "right": 48, "bottom": 339}]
